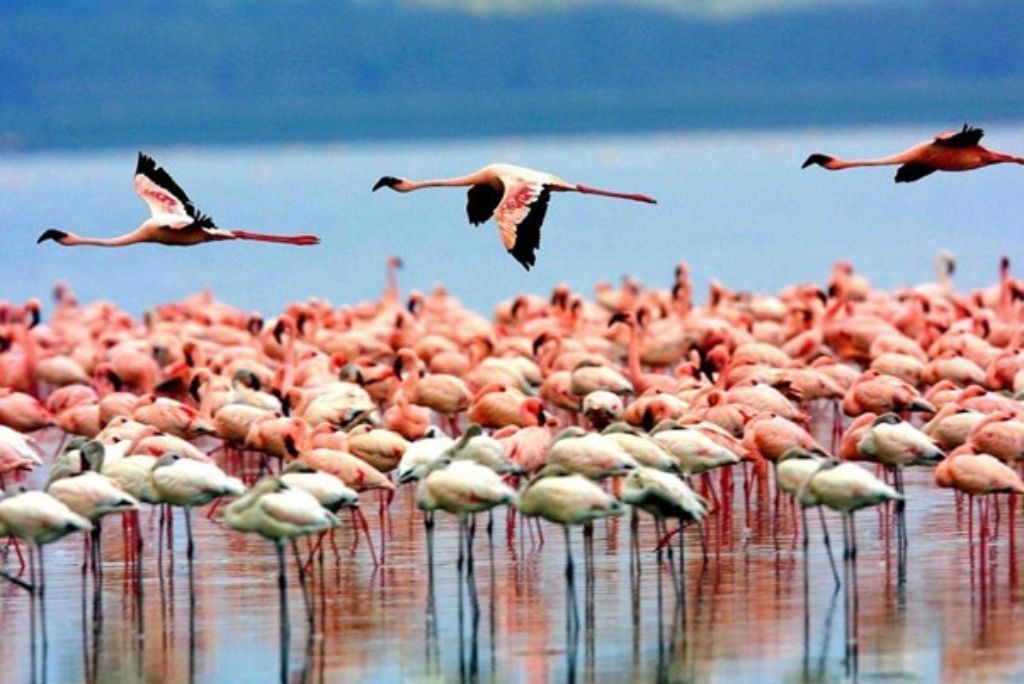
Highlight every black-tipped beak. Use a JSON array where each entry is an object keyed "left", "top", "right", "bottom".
[
  {"left": 28, "top": 307, "right": 40, "bottom": 329},
  {"left": 373, "top": 176, "right": 400, "bottom": 192},
  {"left": 608, "top": 312, "right": 629, "bottom": 327},
  {"left": 37, "top": 229, "right": 68, "bottom": 244},
  {"left": 273, "top": 320, "right": 286, "bottom": 345},
  {"left": 392, "top": 356, "right": 404, "bottom": 379},
  {"left": 801, "top": 154, "right": 832, "bottom": 169}
]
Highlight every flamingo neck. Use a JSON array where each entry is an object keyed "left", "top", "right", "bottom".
[
  {"left": 827, "top": 154, "right": 909, "bottom": 169},
  {"left": 404, "top": 172, "right": 489, "bottom": 191},
  {"left": 62, "top": 233, "right": 137, "bottom": 247}
]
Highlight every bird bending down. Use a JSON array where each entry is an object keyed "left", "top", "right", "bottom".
[
  {"left": 372, "top": 163, "right": 657, "bottom": 270},
  {"left": 802, "top": 125, "right": 1024, "bottom": 183},
  {"left": 37, "top": 152, "right": 320, "bottom": 248}
]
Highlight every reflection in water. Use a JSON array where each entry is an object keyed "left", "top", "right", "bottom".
[{"left": 5, "top": 442, "right": 1024, "bottom": 681}]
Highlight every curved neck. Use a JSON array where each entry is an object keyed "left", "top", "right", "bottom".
[{"left": 404, "top": 172, "right": 489, "bottom": 191}]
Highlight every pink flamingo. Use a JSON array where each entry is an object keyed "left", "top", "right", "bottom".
[
  {"left": 803, "top": 124, "right": 1024, "bottom": 183},
  {"left": 373, "top": 163, "right": 656, "bottom": 270}
]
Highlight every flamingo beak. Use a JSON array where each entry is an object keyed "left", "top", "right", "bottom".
[
  {"left": 801, "top": 154, "right": 834, "bottom": 169},
  {"left": 373, "top": 176, "right": 401, "bottom": 191},
  {"left": 37, "top": 229, "right": 68, "bottom": 244}
]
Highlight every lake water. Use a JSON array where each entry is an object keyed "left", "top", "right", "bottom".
[
  {"left": 1, "top": 123, "right": 1023, "bottom": 315},
  {"left": 2, "top": 126, "right": 1024, "bottom": 683},
  {"left": 3, "top": 435, "right": 1023, "bottom": 683}
]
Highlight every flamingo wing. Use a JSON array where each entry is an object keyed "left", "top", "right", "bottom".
[
  {"left": 134, "top": 153, "right": 217, "bottom": 230},
  {"left": 933, "top": 124, "right": 984, "bottom": 148},
  {"left": 895, "top": 163, "right": 936, "bottom": 183},
  {"left": 493, "top": 180, "right": 552, "bottom": 271},
  {"left": 466, "top": 184, "right": 502, "bottom": 226}
]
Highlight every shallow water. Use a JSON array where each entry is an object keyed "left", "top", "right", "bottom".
[{"left": 4, "top": 422, "right": 1024, "bottom": 683}]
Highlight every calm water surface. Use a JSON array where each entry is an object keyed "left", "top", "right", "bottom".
[{"left": 2, "top": 425, "right": 1024, "bottom": 683}]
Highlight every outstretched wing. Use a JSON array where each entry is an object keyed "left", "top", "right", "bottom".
[
  {"left": 133, "top": 153, "right": 209, "bottom": 225},
  {"left": 895, "top": 163, "right": 937, "bottom": 183},
  {"left": 493, "top": 180, "right": 551, "bottom": 271},
  {"left": 933, "top": 124, "right": 984, "bottom": 148},
  {"left": 466, "top": 184, "right": 502, "bottom": 225}
]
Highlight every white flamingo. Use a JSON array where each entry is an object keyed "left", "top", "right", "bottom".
[{"left": 37, "top": 152, "right": 320, "bottom": 248}]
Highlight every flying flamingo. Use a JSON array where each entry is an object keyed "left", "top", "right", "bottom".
[
  {"left": 802, "top": 125, "right": 1024, "bottom": 183},
  {"left": 372, "top": 163, "right": 656, "bottom": 270},
  {"left": 37, "top": 153, "right": 320, "bottom": 248}
]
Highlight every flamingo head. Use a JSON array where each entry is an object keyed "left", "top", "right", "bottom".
[
  {"left": 373, "top": 176, "right": 409, "bottom": 192},
  {"left": 801, "top": 154, "right": 838, "bottom": 170},
  {"left": 36, "top": 229, "right": 69, "bottom": 245}
]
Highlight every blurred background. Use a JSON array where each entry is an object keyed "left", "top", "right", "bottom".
[{"left": 0, "top": 0, "right": 1021, "bottom": 314}]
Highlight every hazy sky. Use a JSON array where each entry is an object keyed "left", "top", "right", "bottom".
[{"left": 406, "top": 0, "right": 881, "bottom": 18}]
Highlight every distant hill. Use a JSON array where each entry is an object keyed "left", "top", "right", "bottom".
[{"left": 0, "top": 0, "right": 1021, "bottom": 150}]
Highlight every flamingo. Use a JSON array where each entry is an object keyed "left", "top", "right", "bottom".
[
  {"left": 516, "top": 470, "right": 623, "bottom": 628},
  {"left": 46, "top": 441, "right": 138, "bottom": 589},
  {"left": 225, "top": 477, "right": 339, "bottom": 674},
  {"left": 395, "top": 430, "right": 455, "bottom": 484},
  {"left": 776, "top": 447, "right": 840, "bottom": 587},
  {"left": 416, "top": 458, "right": 516, "bottom": 594},
  {"left": 599, "top": 423, "right": 677, "bottom": 472},
  {"left": 802, "top": 125, "right": 1024, "bottom": 183},
  {"left": 621, "top": 466, "right": 709, "bottom": 582},
  {"left": 37, "top": 152, "right": 320, "bottom": 248},
  {"left": 372, "top": 163, "right": 656, "bottom": 270},
  {"left": 799, "top": 460, "right": 902, "bottom": 671},
  {"left": 149, "top": 452, "right": 246, "bottom": 575},
  {"left": 0, "top": 488, "right": 92, "bottom": 664},
  {"left": 935, "top": 445, "right": 1024, "bottom": 546}
]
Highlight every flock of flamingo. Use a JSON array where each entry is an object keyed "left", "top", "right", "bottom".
[{"left": 3, "top": 124, "right": 1024, "bottom": 680}]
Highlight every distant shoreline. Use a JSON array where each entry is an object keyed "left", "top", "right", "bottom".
[{"left": 3, "top": 79, "right": 1023, "bottom": 154}]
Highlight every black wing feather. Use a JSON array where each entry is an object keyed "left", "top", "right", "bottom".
[
  {"left": 508, "top": 187, "right": 551, "bottom": 271},
  {"left": 895, "top": 163, "right": 937, "bottom": 183},
  {"left": 136, "top": 152, "right": 202, "bottom": 220},
  {"left": 933, "top": 124, "right": 984, "bottom": 149},
  {"left": 466, "top": 184, "right": 502, "bottom": 225}
]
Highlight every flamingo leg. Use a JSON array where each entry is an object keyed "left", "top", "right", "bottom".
[
  {"left": 354, "top": 509, "right": 379, "bottom": 566},
  {"left": 563, "top": 525, "right": 579, "bottom": 631},
  {"left": 818, "top": 506, "right": 841, "bottom": 589},
  {"left": 276, "top": 542, "right": 290, "bottom": 682},
  {"left": 291, "top": 540, "right": 314, "bottom": 631}
]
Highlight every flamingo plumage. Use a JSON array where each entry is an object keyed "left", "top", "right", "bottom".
[
  {"left": 37, "top": 153, "right": 320, "bottom": 248},
  {"left": 373, "top": 163, "right": 656, "bottom": 270},
  {"left": 802, "top": 124, "right": 1024, "bottom": 183}
]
